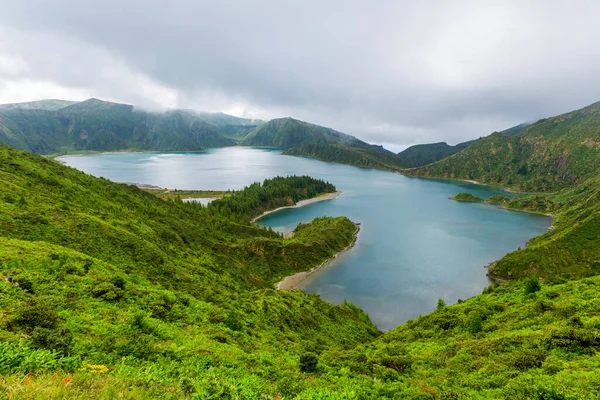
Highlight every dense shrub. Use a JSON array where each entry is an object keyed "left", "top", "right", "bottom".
[
  {"left": 525, "top": 276, "right": 542, "bottom": 294},
  {"left": 299, "top": 352, "right": 318, "bottom": 372},
  {"left": 11, "top": 298, "right": 60, "bottom": 330}
]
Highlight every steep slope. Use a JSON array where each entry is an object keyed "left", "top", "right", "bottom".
[
  {"left": 0, "top": 143, "right": 379, "bottom": 397},
  {"left": 486, "top": 173, "right": 600, "bottom": 282},
  {"left": 407, "top": 102, "right": 600, "bottom": 192},
  {"left": 321, "top": 277, "right": 600, "bottom": 399},
  {"left": 2, "top": 141, "right": 598, "bottom": 399},
  {"left": 243, "top": 117, "right": 410, "bottom": 170}
]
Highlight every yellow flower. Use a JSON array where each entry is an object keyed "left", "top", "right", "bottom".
[{"left": 122, "top": 357, "right": 126, "bottom": 361}]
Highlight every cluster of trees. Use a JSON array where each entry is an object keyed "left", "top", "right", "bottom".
[
  {"left": 206, "top": 175, "right": 336, "bottom": 222},
  {"left": 284, "top": 143, "right": 409, "bottom": 170}
]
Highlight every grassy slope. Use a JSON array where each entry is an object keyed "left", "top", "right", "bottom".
[
  {"left": 321, "top": 277, "right": 600, "bottom": 399},
  {"left": 407, "top": 102, "right": 600, "bottom": 192},
  {"left": 0, "top": 143, "right": 599, "bottom": 398},
  {"left": 0, "top": 143, "right": 380, "bottom": 398}
]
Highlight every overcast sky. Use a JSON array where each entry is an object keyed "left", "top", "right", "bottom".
[{"left": 1, "top": 1, "right": 599, "bottom": 151}]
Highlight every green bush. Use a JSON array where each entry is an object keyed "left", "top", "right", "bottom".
[
  {"left": 525, "top": 276, "right": 542, "bottom": 294},
  {"left": 91, "top": 282, "right": 124, "bottom": 301},
  {"left": 11, "top": 298, "right": 60, "bottom": 330},
  {"left": 16, "top": 277, "right": 34, "bottom": 294},
  {"left": 299, "top": 352, "right": 318, "bottom": 372},
  {"left": 31, "top": 327, "right": 73, "bottom": 354}
]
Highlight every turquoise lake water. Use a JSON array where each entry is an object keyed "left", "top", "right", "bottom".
[{"left": 60, "top": 147, "right": 551, "bottom": 330}]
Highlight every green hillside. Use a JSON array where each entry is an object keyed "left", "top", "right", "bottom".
[
  {"left": 0, "top": 99, "right": 258, "bottom": 153},
  {"left": 407, "top": 101, "right": 600, "bottom": 283},
  {"left": 2, "top": 138, "right": 600, "bottom": 398},
  {"left": 243, "top": 118, "right": 410, "bottom": 170},
  {"left": 407, "top": 102, "right": 600, "bottom": 192},
  {"left": 396, "top": 123, "right": 529, "bottom": 168},
  {"left": 0, "top": 99, "right": 409, "bottom": 172}
]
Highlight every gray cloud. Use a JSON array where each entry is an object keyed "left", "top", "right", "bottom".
[{"left": 1, "top": 0, "right": 600, "bottom": 150}]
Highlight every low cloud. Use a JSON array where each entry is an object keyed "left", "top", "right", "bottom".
[{"left": 1, "top": 1, "right": 599, "bottom": 147}]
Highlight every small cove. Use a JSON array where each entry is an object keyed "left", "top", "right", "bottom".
[{"left": 59, "top": 148, "right": 551, "bottom": 330}]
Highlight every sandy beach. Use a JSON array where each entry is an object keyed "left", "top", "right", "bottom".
[
  {"left": 251, "top": 191, "right": 342, "bottom": 223},
  {"left": 276, "top": 222, "right": 360, "bottom": 290}
]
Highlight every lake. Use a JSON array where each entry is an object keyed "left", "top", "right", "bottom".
[{"left": 59, "top": 148, "right": 551, "bottom": 331}]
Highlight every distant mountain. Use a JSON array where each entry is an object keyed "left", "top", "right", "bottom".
[
  {"left": 0, "top": 98, "right": 407, "bottom": 171},
  {"left": 407, "top": 102, "right": 600, "bottom": 192},
  {"left": 0, "top": 98, "right": 258, "bottom": 153},
  {"left": 398, "top": 140, "right": 475, "bottom": 167},
  {"left": 242, "top": 117, "right": 410, "bottom": 170},
  {"left": 0, "top": 99, "right": 77, "bottom": 111},
  {"left": 398, "top": 122, "right": 531, "bottom": 167}
]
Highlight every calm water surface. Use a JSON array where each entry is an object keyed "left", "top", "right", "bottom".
[{"left": 60, "top": 148, "right": 550, "bottom": 330}]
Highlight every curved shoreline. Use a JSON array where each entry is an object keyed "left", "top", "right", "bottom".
[
  {"left": 251, "top": 191, "right": 342, "bottom": 223},
  {"left": 276, "top": 223, "right": 361, "bottom": 290}
]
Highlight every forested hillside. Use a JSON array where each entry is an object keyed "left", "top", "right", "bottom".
[
  {"left": 0, "top": 99, "right": 261, "bottom": 154},
  {"left": 243, "top": 118, "right": 410, "bottom": 170},
  {"left": 396, "top": 123, "right": 529, "bottom": 167},
  {"left": 0, "top": 99, "right": 409, "bottom": 172},
  {"left": 2, "top": 140, "right": 599, "bottom": 399},
  {"left": 1, "top": 122, "right": 600, "bottom": 397},
  {"left": 416, "top": 101, "right": 600, "bottom": 284},
  {"left": 407, "top": 102, "right": 600, "bottom": 192}
]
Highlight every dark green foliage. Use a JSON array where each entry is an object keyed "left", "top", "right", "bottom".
[
  {"left": 11, "top": 298, "right": 60, "bottom": 330},
  {"left": 487, "top": 195, "right": 510, "bottom": 204},
  {"left": 31, "top": 327, "right": 73, "bottom": 354},
  {"left": 207, "top": 175, "right": 336, "bottom": 222},
  {"left": 525, "top": 276, "right": 542, "bottom": 294},
  {"left": 398, "top": 140, "right": 475, "bottom": 167},
  {"left": 91, "top": 282, "right": 124, "bottom": 301},
  {"left": 0, "top": 98, "right": 251, "bottom": 153},
  {"left": 436, "top": 298, "right": 446, "bottom": 310},
  {"left": 242, "top": 117, "right": 410, "bottom": 170},
  {"left": 509, "top": 348, "right": 548, "bottom": 370},
  {"left": 468, "top": 312, "right": 484, "bottom": 334},
  {"left": 450, "top": 192, "right": 484, "bottom": 202},
  {"left": 285, "top": 143, "right": 409, "bottom": 170},
  {"left": 15, "top": 277, "right": 34, "bottom": 293},
  {"left": 299, "top": 352, "right": 319, "bottom": 372}
]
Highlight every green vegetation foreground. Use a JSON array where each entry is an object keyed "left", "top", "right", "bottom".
[{"left": 0, "top": 143, "right": 599, "bottom": 398}]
